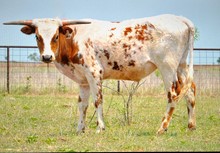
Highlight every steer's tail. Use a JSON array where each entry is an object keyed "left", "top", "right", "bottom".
[{"left": 176, "top": 16, "right": 195, "bottom": 101}]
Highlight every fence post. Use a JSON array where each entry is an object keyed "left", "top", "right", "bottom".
[
  {"left": 6, "top": 47, "right": 10, "bottom": 93},
  {"left": 117, "top": 80, "right": 120, "bottom": 93}
]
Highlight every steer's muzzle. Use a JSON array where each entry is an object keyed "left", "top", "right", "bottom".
[{"left": 42, "top": 55, "right": 53, "bottom": 63}]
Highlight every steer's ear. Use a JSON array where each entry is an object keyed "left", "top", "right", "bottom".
[
  {"left": 59, "top": 26, "right": 73, "bottom": 38},
  {"left": 21, "top": 26, "right": 35, "bottom": 35}
]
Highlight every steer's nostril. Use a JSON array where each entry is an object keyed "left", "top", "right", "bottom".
[{"left": 42, "top": 55, "right": 52, "bottom": 63}]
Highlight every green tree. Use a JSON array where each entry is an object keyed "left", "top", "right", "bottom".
[
  {"left": 217, "top": 57, "right": 220, "bottom": 64},
  {"left": 194, "top": 27, "right": 200, "bottom": 41},
  {"left": 28, "top": 53, "right": 40, "bottom": 62}
]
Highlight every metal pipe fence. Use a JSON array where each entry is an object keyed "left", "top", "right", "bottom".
[{"left": 0, "top": 46, "right": 219, "bottom": 95}]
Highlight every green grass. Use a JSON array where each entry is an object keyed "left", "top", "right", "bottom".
[{"left": 0, "top": 92, "right": 219, "bottom": 152}]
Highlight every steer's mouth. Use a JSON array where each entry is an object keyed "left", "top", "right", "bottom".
[{"left": 42, "top": 55, "right": 53, "bottom": 63}]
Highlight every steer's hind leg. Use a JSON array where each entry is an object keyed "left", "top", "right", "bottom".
[
  {"left": 185, "top": 82, "right": 196, "bottom": 130},
  {"left": 156, "top": 67, "right": 181, "bottom": 135},
  {"left": 178, "top": 63, "right": 196, "bottom": 130},
  {"left": 93, "top": 81, "right": 105, "bottom": 133},
  {"left": 77, "top": 85, "right": 90, "bottom": 134},
  {"left": 157, "top": 89, "right": 179, "bottom": 135}
]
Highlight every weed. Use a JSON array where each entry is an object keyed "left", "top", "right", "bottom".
[
  {"left": 45, "top": 137, "right": 56, "bottom": 145},
  {"left": 25, "top": 76, "right": 32, "bottom": 92},
  {"left": 57, "top": 78, "right": 67, "bottom": 93},
  {"left": 26, "top": 134, "right": 38, "bottom": 143}
]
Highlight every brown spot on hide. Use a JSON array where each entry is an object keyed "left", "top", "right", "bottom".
[
  {"left": 191, "top": 82, "right": 196, "bottom": 96},
  {"left": 136, "top": 35, "right": 145, "bottom": 42},
  {"left": 104, "top": 50, "right": 110, "bottom": 60},
  {"left": 162, "top": 107, "right": 174, "bottom": 129},
  {"left": 135, "top": 24, "right": 140, "bottom": 30},
  {"left": 187, "top": 107, "right": 190, "bottom": 115},
  {"left": 85, "top": 38, "right": 93, "bottom": 49},
  {"left": 99, "top": 70, "right": 103, "bottom": 74},
  {"left": 111, "top": 41, "right": 117, "bottom": 46},
  {"left": 128, "top": 36, "right": 133, "bottom": 40},
  {"left": 109, "top": 33, "right": 114, "bottom": 38},
  {"left": 85, "top": 42, "right": 89, "bottom": 48},
  {"left": 95, "top": 88, "right": 103, "bottom": 108},
  {"left": 168, "top": 107, "right": 175, "bottom": 120},
  {"left": 124, "top": 27, "right": 132, "bottom": 36},
  {"left": 167, "top": 92, "right": 172, "bottom": 103},
  {"left": 175, "top": 81, "right": 181, "bottom": 96},
  {"left": 123, "top": 43, "right": 131, "bottom": 50},
  {"left": 163, "top": 122, "right": 168, "bottom": 129},
  {"left": 83, "top": 106, "right": 88, "bottom": 117},
  {"left": 128, "top": 60, "right": 135, "bottom": 66},
  {"left": 111, "top": 27, "right": 116, "bottom": 30},
  {"left": 138, "top": 46, "right": 143, "bottom": 50},
  {"left": 90, "top": 56, "right": 95, "bottom": 66},
  {"left": 170, "top": 77, "right": 183, "bottom": 100},
  {"left": 112, "top": 61, "right": 120, "bottom": 70},
  {"left": 191, "top": 100, "right": 195, "bottom": 108},
  {"left": 141, "top": 24, "right": 148, "bottom": 30},
  {"left": 108, "top": 62, "right": 112, "bottom": 66}
]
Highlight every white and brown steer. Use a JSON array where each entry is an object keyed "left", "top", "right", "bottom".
[{"left": 4, "top": 14, "right": 196, "bottom": 134}]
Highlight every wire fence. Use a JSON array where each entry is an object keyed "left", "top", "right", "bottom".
[{"left": 0, "top": 46, "right": 219, "bottom": 95}]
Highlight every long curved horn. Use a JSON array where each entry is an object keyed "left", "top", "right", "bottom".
[
  {"left": 3, "top": 20, "right": 33, "bottom": 25},
  {"left": 62, "top": 20, "right": 91, "bottom": 26}
]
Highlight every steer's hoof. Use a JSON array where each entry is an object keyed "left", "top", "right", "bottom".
[
  {"left": 188, "top": 122, "right": 196, "bottom": 131},
  {"left": 156, "top": 128, "right": 167, "bottom": 135},
  {"left": 76, "top": 127, "right": 85, "bottom": 135},
  {"left": 96, "top": 127, "right": 105, "bottom": 133}
]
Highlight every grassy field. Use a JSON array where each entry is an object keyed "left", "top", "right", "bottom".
[{"left": 0, "top": 92, "right": 219, "bottom": 152}]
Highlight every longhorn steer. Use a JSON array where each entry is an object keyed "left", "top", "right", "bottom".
[{"left": 4, "top": 14, "right": 196, "bottom": 134}]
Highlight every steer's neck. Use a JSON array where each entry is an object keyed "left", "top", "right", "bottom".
[{"left": 56, "top": 32, "right": 81, "bottom": 65}]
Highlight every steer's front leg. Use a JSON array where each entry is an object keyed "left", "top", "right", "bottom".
[{"left": 77, "top": 85, "right": 90, "bottom": 134}]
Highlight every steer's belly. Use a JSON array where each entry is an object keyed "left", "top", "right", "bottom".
[{"left": 103, "top": 61, "right": 157, "bottom": 81}]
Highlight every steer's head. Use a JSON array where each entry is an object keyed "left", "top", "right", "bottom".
[{"left": 4, "top": 19, "right": 90, "bottom": 63}]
